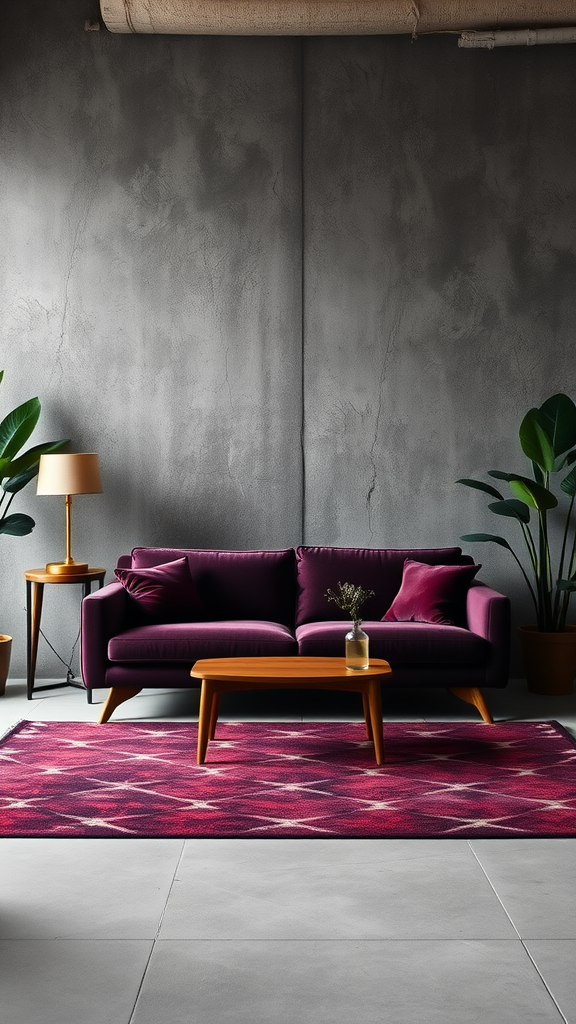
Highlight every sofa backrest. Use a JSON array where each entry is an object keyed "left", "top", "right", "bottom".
[
  {"left": 118, "top": 545, "right": 474, "bottom": 629},
  {"left": 295, "top": 546, "right": 473, "bottom": 626},
  {"left": 128, "top": 547, "right": 297, "bottom": 627}
]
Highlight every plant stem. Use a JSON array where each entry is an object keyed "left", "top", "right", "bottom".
[
  {"left": 537, "top": 509, "right": 554, "bottom": 630},
  {"left": 509, "top": 546, "right": 539, "bottom": 620},
  {"left": 559, "top": 518, "right": 576, "bottom": 629},
  {"left": 0, "top": 490, "right": 15, "bottom": 522},
  {"left": 520, "top": 521, "right": 539, "bottom": 576},
  {"left": 554, "top": 491, "right": 576, "bottom": 630}
]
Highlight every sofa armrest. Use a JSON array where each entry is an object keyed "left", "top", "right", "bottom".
[
  {"left": 81, "top": 581, "right": 129, "bottom": 691},
  {"left": 466, "top": 582, "right": 510, "bottom": 687}
]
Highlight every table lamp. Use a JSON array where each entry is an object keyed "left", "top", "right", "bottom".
[{"left": 36, "top": 453, "right": 103, "bottom": 575}]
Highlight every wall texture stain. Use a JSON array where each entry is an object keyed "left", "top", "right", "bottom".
[{"left": 2, "top": 4, "right": 576, "bottom": 677}]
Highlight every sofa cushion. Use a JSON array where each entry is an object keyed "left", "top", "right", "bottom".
[
  {"left": 295, "top": 620, "right": 490, "bottom": 666},
  {"left": 114, "top": 557, "right": 204, "bottom": 624},
  {"left": 130, "top": 547, "right": 297, "bottom": 627},
  {"left": 108, "top": 620, "right": 298, "bottom": 662},
  {"left": 382, "top": 560, "right": 481, "bottom": 626},
  {"left": 295, "top": 546, "right": 470, "bottom": 627}
]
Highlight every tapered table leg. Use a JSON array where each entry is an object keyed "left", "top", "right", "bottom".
[
  {"left": 208, "top": 692, "right": 220, "bottom": 740},
  {"left": 197, "top": 680, "right": 217, "bottom": 764},
  {"left": 362, "top": 691, "right": 373, "bottom": 739},
  {"left": 367, "top": 678, "right": 384, "bottom": 765},
  {"left": 27, "top": 581, "right": 44, "bottom": 700}
]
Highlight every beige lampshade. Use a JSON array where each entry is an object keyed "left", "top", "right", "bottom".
[{"left": 37, "top": 453, "right": 103, "bottom": 495}]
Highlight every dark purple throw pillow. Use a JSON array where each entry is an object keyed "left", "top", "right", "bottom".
[
  {"left": 382, "top": 559, "right": 481, "bottom": 626},
  {"left": 114, "top": 557, "right": 204, "bottom": 623}
]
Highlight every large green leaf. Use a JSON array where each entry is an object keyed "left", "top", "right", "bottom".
[
  {"left": 488, "top": 499, "right": 530, "bottom": 523},
  {"left": 552, "top": 446, "right": 576, "bottom": 474},
  {"left": 487, "top": 471, "right": 557, "bottom": 510},
  {"left": 456, "top": 478, "right": 504, "bottom": 500},
  {"left": 3, "top": 438, "right": 69, "bottom": 482},
  {"left": 520, "top": 409, "right": 555, "bottom": 471},
  {"left": 2, "top": 464, "right": 38, "bottom": 494},
  {"left": 460, "top": 533, "right": 514, "bottom": 550},
  {"left": 538, "top": 393, "right": 576, "bottom": 456},
  {"left": 509, "top": 477, "right": 558, "bottom": 511},
  {"left": 488, "top": 470, "right": 515, "bottom": 481},
  {"left": 0, "top": 513, "right": 35, "bottom": 536},
  {"left": 0, "top": 398, "right": 41, "bottom": 461},
  {"left": 560, "top": 465, "right": 576, "bottom": 498},
  {"left": 553, "top": 453, "right": 569, "bottom": 473}
]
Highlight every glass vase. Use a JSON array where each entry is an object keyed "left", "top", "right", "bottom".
[{"left": 345, "top": 620, "right": 369, "bottom": 670}]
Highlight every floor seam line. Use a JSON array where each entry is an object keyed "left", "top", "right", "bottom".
[
  {"left": 467, "top": 840, "right": 522, "bottom": 938},
  {"left": 521, "top": 940, "right": 569, "bottom": 1023},
  {"left": 127, "top": 840, "right": 186, "bottom": 1023}
]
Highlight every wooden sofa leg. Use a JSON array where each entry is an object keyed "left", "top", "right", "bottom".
[
  {"left": 98, "top": 686, "right": 143, "bottom": 724},
  {"left": 449, "top": 687, "right": 493, "bottom": 724}
]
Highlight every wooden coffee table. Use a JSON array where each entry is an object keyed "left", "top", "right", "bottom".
[{"left": 190, "top": 656, "right": 392, "bottom": 766}]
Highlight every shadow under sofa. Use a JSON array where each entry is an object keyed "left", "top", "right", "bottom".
[{"left": 80, "top": 545, "right": 510, "bottom": 724}]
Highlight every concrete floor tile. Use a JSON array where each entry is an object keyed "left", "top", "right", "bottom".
[
  {"left": 470, "top": 839, "right": 576, "bottom": 938},
  {"left": 0, "top": 838, "right": 184, "bottom": 939},
  {"left": 525, "top": 940, "right": 576, "bottom": 1024},
  {"left": 131, "top": 939, "right": 563, "bottom": 1024},
  {"left": 158, "top": 838, "right": 515, "bottom": 940},
  {"left": 0, "top": 939, "right": 152, "bottom": 1024}
]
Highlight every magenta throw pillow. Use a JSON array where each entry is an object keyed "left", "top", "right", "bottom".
[
  {"left": 114, "top": 557, "right": 204, "bottom": 623},
  {"left": 382, "top": 560, "right": 481, "bottom": 626}
]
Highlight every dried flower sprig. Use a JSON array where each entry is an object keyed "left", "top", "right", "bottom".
[{"left": 325, "top": 581, "right": 375, "bottom": 622}]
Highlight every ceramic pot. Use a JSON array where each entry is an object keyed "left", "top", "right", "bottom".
[
  {"left": 517, "top": 624, "right": 576, "bottom": 695},
  {"left": 0, "top": 635, "right": 12, "bottom": 697}
]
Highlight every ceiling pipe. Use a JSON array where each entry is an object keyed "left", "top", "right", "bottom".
[
  {"left": 459, "top": 26, "right": 576, "bottom": 47},
  {"left": 99, "top": 0, "right": 576, "bottom": 36}
]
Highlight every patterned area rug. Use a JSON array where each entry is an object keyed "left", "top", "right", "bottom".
[{"left": 1, "top": 719, "right": 575, "bottom": 838}]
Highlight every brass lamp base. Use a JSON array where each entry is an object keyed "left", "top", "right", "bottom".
[{"left": 45, "top": 560, "right": 89, "bottom": 576}]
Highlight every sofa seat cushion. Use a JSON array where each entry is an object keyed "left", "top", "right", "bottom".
[
  {"left": 295, "top": 621, "right": 490, "bottom": 666},
  {"left": 108, "top": 620, "right": 297, "bottom": 663}
]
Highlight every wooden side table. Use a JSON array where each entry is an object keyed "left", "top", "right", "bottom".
[{"left": 25, "top": 567, "right": 106, "bottom": 702}]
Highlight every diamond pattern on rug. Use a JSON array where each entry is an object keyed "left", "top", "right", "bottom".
[{"left": 1, "top": 720, "right": 575, "bottom": 838}]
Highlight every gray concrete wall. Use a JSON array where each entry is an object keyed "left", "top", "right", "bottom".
[{"left": 1, "top": 2, "right": 576, "bottom": 678}]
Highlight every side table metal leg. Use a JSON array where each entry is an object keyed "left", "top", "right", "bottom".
[
  {"left": 27, "top": 581, "right": 44, "bottom": 700},
  {"left": 82, "top": 581, "right": 93, "bottom": 703}
]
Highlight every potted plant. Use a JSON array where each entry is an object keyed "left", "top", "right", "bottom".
[
  {"left": 0, "top": 369, "right": 68, "bottom": 692},
  {"left": 457, "top": 392, "right": 576, "bottom": 694}
]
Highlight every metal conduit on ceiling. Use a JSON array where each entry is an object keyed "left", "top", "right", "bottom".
[{"left": 99, "top": 0, "right": 576, "bottom": 37}]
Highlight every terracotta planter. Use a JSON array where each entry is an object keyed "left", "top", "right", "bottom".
[
  {"left": 0, "top": 635, "right": 12, "bottom": 697},
  {"left": 517, "top": 624, "right": 576, "bottom": 695}
]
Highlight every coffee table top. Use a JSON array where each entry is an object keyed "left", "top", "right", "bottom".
[{"left": 191, "top": 656, "right": 392, "bottom": 682}]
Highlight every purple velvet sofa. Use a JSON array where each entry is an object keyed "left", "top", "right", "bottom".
[{"left": 81, "top": 545, "right": 510, "bottom": 724}]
